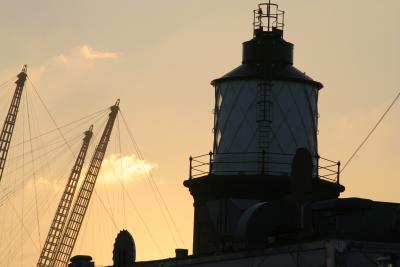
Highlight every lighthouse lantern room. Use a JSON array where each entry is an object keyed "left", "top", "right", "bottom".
[{"left": 212, "top": 2, "right": 322, "bottom": 176}]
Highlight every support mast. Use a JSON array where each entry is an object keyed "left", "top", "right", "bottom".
[
  {"left": 0, "top": 65, "right": 27, "bottom": 183},
  {"left": 37, "top": 125, "right": 94, "bottom": 267},
  {"left": 51, "top": 100, "right": 120, "bottom": 267}
]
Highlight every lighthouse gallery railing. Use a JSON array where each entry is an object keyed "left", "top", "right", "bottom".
[{"left": 189, "top": 151, "right": 340, "bottom": 184}]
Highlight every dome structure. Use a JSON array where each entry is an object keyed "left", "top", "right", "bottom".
[{"left": 113, "top": 229, "right": 136, "bottom": 267}]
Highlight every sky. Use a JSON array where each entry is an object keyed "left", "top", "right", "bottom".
[{"left": 0, "top": 0, "right": 399, "bottom": 266}]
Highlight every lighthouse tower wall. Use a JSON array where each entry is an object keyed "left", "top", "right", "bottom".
[{"left": 212, "top": 79, "right": 319, "bottom": 176}]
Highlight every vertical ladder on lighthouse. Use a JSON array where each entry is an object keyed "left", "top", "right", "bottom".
[
  {"left": 51, "top": 100, "right": 120, "bottom": 267},
  {"left": 37, "top": 126, "right": 93, "bottom": 267},
  {"left": 0, "top": 65, "right": 27, "bottom": 183},
  {"left": 256, "top": 82, "right": 273, "bottom": 174}
]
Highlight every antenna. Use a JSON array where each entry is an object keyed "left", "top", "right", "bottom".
[{"left": 253, "top": 1, "right": 285, "bottom": 36}]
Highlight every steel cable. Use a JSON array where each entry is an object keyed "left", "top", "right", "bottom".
[{"left": 341, "top": 90, "right": 400, "bottom": 173}]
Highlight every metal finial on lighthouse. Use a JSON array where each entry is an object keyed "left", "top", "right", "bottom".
[{"left": 253, "top": 1, "right": 285, "bottom": 37}]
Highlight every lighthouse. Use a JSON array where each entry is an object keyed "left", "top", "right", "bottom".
[{"left": 184, "top": 2, "right": 343, "bottom": 255}]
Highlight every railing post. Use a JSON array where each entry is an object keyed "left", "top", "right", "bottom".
[
  {"left": 261, "top": 150, "right": 265, "bottom": 175},
  {"left": 189, "top": 156, "right": 193, "bottom": 179},
  {"left": 316, "top": 153, "right": 320, "bottom": 178},
  {"left": 209, "top": 151, "right": 213, "bottom": 175},
  {"left": 337, "top": 161, "right": 341, "bottom": 184}
]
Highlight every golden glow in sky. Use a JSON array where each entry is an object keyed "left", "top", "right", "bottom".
[
  {"left": 0, "top": 1, "right": 399, "bottom": 266},
  {"left": 100, "top": 153, "right": 157, "bottom": 184}
]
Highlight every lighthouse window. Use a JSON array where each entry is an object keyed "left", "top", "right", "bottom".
[
  {"left": 217, "top": 90, "right": 223, "bottom": 109},
  {"left": 217, "top": 129, "right": 222, "bottom": 147}
]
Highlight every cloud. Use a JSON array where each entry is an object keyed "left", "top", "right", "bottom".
[
  {"left": 17, "top": 154, "right": 154, "bottom": 197},
  {"left": 80, "top": 45, "right": 119, "bottom": 60},
  {"left": 55, "top": 54, "right": 69, "bottom": 64},
  {"left": 99, "top": 153, "right": 157, "bottom": 184},
  {"left": 27, "top": 64, "right": 47, "bottom": 82},
  {"left": 22, "top": 153, "right": 155, "bottom": 193},
  {"left": 25, "top": 176, "right": 61, "bottom": 193}
]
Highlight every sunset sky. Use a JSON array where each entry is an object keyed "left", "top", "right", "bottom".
[{"left": 0, "top": 1, "right": 399, "bottom": 266}]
